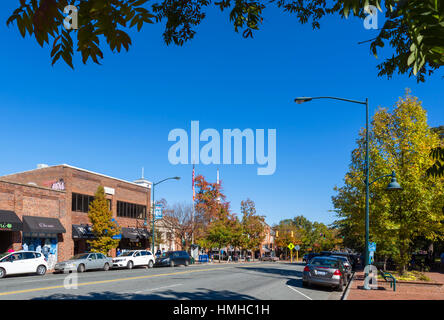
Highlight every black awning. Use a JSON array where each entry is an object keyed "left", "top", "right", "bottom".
[
  {"left": 23, "top": 216, "right": 66, "bottom": 234},
  {"left": 0, "top": 210, "right": 22, "bottom": 231},
  {"left": 121, "top": 227, "right": 149, "bottom": 240},
  {"left": 138, "top": 228, "right": 150, "bottom": 239},
  {"left": 72, "top": 224, "right": 95, "bottom": 239}
]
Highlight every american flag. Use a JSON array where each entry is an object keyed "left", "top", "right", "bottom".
[{"left": 192, "top": 164, "right": 195, "bottom": 201}]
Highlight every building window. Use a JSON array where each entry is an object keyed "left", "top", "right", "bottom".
[
  {"left": 117, "top": 201, "right": 146, "bottom": 219},
  {"left": 72, "top": 193, "right": 112, "bottom": 213}
]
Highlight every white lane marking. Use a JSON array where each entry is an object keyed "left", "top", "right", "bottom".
[
  {"left": 134, "top": 284, "right": 183, "bottom": 294},
  {"left": 286, "top": 285, "right": 313, "bottom": 300}
]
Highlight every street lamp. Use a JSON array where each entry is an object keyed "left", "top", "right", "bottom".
[
  {"left": 294, "top": 96, "right": 402, "bottom": 290},
  {"left": 147, "top": 176, "right": 180, "bottom": 253}
]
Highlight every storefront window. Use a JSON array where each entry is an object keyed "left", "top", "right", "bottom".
[{"left": 22, "top": 236, "right": 58, "bottom": 270}]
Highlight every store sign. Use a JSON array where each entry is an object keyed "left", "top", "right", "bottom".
[
  {"left": 38, "top": 222, "right": 56, "bottom": 229},
  {"left": 104, "top": 187, "right": 115, "bottom": 195},
  {"left": 0, "top": 223, "right": 13, "bottom": 230},
  {"left": 51, "top": 179, "right": 65, "bottom": 191}
]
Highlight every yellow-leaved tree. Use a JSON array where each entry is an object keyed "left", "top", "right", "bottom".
[
  {"left": 333, "top": 90, "right": 444, "bottom": 274},
  {"left": 87, "top": 186, "right": 121, "bottom": 255}
]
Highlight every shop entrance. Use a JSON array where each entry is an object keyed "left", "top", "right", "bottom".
[{"left": 0, "top": 231, "right": 12, "bottom": 253}]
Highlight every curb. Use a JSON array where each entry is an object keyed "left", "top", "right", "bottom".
[{"left": 341, "top": 272, "right": 355, "bottom": 300}]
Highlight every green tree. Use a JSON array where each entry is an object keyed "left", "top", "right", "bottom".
[
  {"left": 240, "top": 199, "right": 265, "bottom": 261},
  {"left": 7, "top": 0, "right": 443, "bottom": 80},
  {"left": 229, "top": 216, "right": 247, "bottom": 258},
  {"left": 206, "top": 215, "right": 234, "bottom": 262},
  {"left": 333, "top": 91, "right": 444, "bottom": 274},
  {"left": 87, "top": 186, "right": 121, "bottom": 255}
]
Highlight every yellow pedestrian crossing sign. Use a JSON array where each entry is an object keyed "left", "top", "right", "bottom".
[{"left": 288, "top": 243, "right": 295, "bottom": 250}]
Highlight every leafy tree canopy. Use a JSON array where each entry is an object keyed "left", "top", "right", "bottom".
[
  {"left": 87, "top": 185, "right": 121, "bottom": 254},
  {"left": 7, "top": 0, "right": 444, "bottom": 81},
  {"left": 332, "top": 91, "right": 444, "bottom": 273}
]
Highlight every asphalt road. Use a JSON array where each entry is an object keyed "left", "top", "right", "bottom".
[{"left": 0, "top": 261, "right": 343, "bottom": 300}]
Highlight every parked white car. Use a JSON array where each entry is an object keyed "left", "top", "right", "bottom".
[
  {"left": 0, "top": 251, "right": 48, "bottom": 279},
  {"left": 112, "top": 250, "right": 155, "bottom": 269}
]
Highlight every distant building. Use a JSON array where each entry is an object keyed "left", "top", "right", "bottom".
[{"left": 258, "top": 221, "right": 275, "bottom": 258}]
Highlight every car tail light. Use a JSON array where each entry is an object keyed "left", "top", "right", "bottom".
[
  {"left": 303, "top": 266, "right": 310, "bottom": 272},
  {"left": 333, "top": 269, "right": 341, "bottom": 276}
]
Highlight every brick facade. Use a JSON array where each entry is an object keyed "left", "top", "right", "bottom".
[
  {"left": 0, "top": 164, "right": 153, "bottom": 265},
  {"left": 0, "top": 180, "right": 68, "bottom": 259},
  {"left": 259, "top": 223, "right": 275, "bottom": 257}
]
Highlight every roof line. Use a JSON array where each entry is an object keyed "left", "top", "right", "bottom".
[
  {"left": 61, "top": 164, "right": 152, "bottom": 189},
  {"left": 2, "top": 164, "right": 152, "bottom": 189},
  {"left": 0, "top": 179, "right": 66, "bottom": 193}
]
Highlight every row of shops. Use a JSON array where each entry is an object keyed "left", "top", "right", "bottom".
[
  {"left": 0, "top": 164, "right": 161, "bottom": 268},
  {"left": 0, "top": 209, "right": 152, "bottom": 269}
]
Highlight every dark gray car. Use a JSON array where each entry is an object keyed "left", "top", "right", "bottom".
[
  {"left": 302, "top": 256, "right": 348, "bottom": 291},
  {"left": 330, "top": 255, "right": 352, "bottom": 280},
  {"left": 54, "top": 252, "right": 113, "bottom": 273}
]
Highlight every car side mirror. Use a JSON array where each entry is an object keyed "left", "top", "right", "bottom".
[{"left": 88, "top": 258, "right": 92, "bottom": 261}]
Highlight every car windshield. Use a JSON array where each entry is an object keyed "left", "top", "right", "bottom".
[
  {"left": 310, "top": 258, "right": 339, "bottom": 268},
  {"left": 0, "top": 252, "right": 9, "bottom": 260},
  {"left": 120, "top": 251, "right": 135, "bottom": 257},
  {"left": 332, "top": 256, "right": 347, "bottom": 262},
  {"left": 70, "top": 254, "right": 89, "bottom": 260},
  {"left": 161, "top": 252, "right": 171, "bottom": 258}
]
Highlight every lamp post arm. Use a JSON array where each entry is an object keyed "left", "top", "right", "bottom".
[
  {"left": 367, "top": 172, "right": 395, "bottom": 187},
  {"left": 310, "top": 97, "right": 367, "bottom": 105},
  {"left": 154, "top": 177, "right": 175, "bottom": 186}
]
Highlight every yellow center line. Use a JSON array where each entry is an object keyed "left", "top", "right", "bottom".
[{"left": 0, "top": 265, "right": 238, "bottom": 297}]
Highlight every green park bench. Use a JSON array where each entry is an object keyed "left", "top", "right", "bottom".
[{"left": 378, "top": 269, "right": 397, "bottom": 291}]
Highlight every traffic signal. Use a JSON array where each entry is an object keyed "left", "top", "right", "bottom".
[
  {"left": 276, "top": 231, "right": 279, "bottom": 237},
  {"left": 291, "top": 231, "right": 294, "bottom": 238}
]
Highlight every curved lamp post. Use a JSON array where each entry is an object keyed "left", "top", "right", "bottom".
[
  {"left": 145, "top": 176, "right": 181, "bottom": 253},
  {"left": 294, "top": 96, "right": 402, "bottom": 290}
]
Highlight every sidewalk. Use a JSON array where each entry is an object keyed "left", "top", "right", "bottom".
[{"left": 347, "top": 271, "right": 444, "bottom": 300}]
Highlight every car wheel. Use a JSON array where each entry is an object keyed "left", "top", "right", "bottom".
[
  {"left": 36, "top": 265, "right": 47, "bottom": 276},
  {"left": 185, "top": 260, "right": 189, "bottom": 267},
  {"left": 127, "top": 261, "right": 134, "bottom": 270},
  {"left": 77, "top": 264, "right": 85, "bottom": 273},
  {"left": 170, "top": 260, "right": 175, "bottom": 267},
  {"left": 103, "top": 263, "right": 110, "bottom": 271},
  {"left": 148, "top": 260, "right": 154, "bottom": 268},
  {"left": 0, "top": 268, "right": 5, "bottom": 279}
]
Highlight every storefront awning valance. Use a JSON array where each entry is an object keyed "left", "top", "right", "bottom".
[
  {"left": 0, "top": 210, "right": 23, "bottom": 231},
  {"left": 72, "top": 224, "right": 95, "bottom": 239},
  {"left": 121, "top": 227, "right": 150, "bottom": 240},
  {"left": 23, "top": 216, "right": 66, "bottom": 234}
]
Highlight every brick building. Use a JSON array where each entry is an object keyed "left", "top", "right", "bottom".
[
  {"left": 0, "top": 164, "right": 155, "bottom": 268},
  {"left": 0, "top": 179, "right": 67, "bottom": 266},
  {"left": 258, "top": 222, "right": 276, "bottom": 258}
]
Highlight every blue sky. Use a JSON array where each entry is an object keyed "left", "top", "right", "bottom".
[{"left": 0, "top": 3, "right": 442, "bottom": 227}]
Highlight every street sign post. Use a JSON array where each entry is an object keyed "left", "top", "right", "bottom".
[
  {"left": 294, "top": 245, "right": 300, "bottom": 262},
  {"left": 288, "top": 243, "right": 295, "bottom": 263}
]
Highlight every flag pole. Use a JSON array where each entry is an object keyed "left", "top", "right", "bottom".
[{"left": 192, "top": 164, "right": 195, "bottom": 247}]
